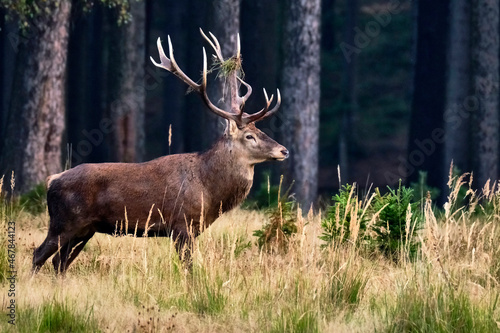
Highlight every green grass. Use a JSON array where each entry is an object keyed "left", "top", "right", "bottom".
[
  {"left": 15, "top": 299, "right": 99, "bottom": 333},
  {"left": 189, "top": 267, "right": 227, "bottom": 315},
  {"left": 328, "top": 258, "right": 369, "bottom": 311},
  {"left": 267, "top": 305, "right": 319, "bottom": 333},
  {"left": 384, "top": 278, "right": 499, "bottom": 333},
  {"left": 0, "top": 229, "right": 9, "bottom": 283}
]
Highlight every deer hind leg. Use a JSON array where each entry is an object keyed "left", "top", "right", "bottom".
[
  {"left": 32, "top": 232, "right": 68, "bottom": 273},
  {"left": 52, "top": 231, "right": 95, "bottom": 274}
]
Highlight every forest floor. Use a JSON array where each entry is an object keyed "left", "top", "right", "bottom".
[{"left": 1, "top": 179, "right": 500, "bottom": 332}]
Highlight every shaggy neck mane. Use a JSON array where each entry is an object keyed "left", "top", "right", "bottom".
[{"left": 199, "top": 136, "right": 254, "bottom": 215}]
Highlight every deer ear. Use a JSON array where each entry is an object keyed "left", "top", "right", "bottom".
[{"left": 225, "top": 119, "right": 239, "bottom": 137}]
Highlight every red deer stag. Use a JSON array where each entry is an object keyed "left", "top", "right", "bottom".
[{"left": 32, "top": 29, "right": 288, "bottom": 274}]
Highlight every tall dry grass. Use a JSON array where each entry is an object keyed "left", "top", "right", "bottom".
[{"left": 0, "top": 171, "right": 499, "bottom": 332}]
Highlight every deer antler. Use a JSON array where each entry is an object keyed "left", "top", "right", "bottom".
[
  {"left": 150, "top": 36, "right": 240, "bottom": 123},
  {"left": 243, "top": 87, "right": 281, "bottom": 123},
  {"left": 150, "top": 29, "right": 281, "bottom": 127}
]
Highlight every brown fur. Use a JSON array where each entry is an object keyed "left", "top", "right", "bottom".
[{"left": 33, "top": 122, "right": 288, "bottom": 273}]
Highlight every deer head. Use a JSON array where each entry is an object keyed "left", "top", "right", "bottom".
[{"left": 150, "top": 28, "right": 288, "bottom": 164}]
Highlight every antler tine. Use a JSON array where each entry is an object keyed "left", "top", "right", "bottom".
[
  {"left": 166, "top": 37, "right": 179, "bottom": 74},
  {"left": 208, "top": 31, "right": 224, "bottom": 61},
  {"left": 237, "top": 77, "right": 253, "bottom": 105},
  {"left": 202, "top": 47, "right": 208, "bottom": 88},
  {"left": 263, "top": 88, "right": 273, "bottom": 106},
  {"left": 236, "top": 33, "right": 241, "bottom": 59},
  {"left": 200, "top": 28, "right": 224, "bottom": 62},
  {"left": 266, "top": 89, "right": 281, "bottom": 112},
  {"left": 261, "top": 88, "right": 281, "bottom": 120},
  {"left": 242, "top": 88, "right": 281, "bottom": 124},
  {"left": 151, "top": 36, "right": 200, "bottom": 90},
  {"left": 150, "top": 37, "right": 172, "bottom": 70}
]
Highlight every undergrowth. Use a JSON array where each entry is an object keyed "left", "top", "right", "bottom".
[
  {"left": 253, "top": 176, "right": 298, "bottom": 252},
  {"left": 16, "top": 299, "right": 99, "bottom": 333},
  {"left": 384, "top": 271, "right": 499, "bottom": 333},
  {"left": 320, "top": 180, "right": 422, "bottom": 262},
  {"left": 1, "top": 170, "right": 500, "bottom": 332}
]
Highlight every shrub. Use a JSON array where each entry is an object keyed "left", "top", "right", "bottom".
[
  {"left": 320, "top": 181, "right": 422, "bottom": 261},
  {"left": 320, "top": 184, "right": 370, "bottom": 246},
  {"left": 253, "top": 177, "right": 298, "bottom": 252},
  {"left": 372, "top": 181, "right": 422, "bottom": 260}
]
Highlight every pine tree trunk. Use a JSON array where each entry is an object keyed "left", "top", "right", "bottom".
[
  {"left": 0, "top": 0, "right": 71, "bottom": 193},
  {"left": 471, "top": 0, "right": 499, "bottom": 186},
  {"left": 444, "top": 0, "right": 471, "bottom": 180},
  {"left": 206, "top": 0, "right": 241, "bottom": 144},
  {"left": 182, "top": 0, "right": 209, "bottom": 153},
  {"left": 66, "top": 6, "right": 107, "bottom": 164},
  {"left": 240, "top": 0, "right": 280, "bottom": 189},
  {"left": 339, "top": 0, "right": 357, "bottom": 183},
  {"left": 108, "top": 1, "right": 146, "bottom": 163},
  {"left": 0, "top": 11, "right": 4, "bottom": 139},
  {"left": 157, "top": 0, "right": 188, "bottom": 155},
  {"left": 240, "top": 0, "right": 280, "bottom": 114},
  {"left": 407, "top": 0, "right": 449, "bottom": 196},
  {"left": 281, "top": 0, "right": 321, "bottom": 208}
]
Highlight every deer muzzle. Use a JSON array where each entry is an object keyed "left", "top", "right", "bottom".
[{"left": 272, "top": 147, "right": 289, "bottom": 161}]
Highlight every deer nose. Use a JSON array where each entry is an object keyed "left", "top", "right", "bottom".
[{"left": 281, "top": 149, "right": 289, "bottom": 159}]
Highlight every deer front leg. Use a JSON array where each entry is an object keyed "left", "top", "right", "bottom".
[{"left": 172, "top": 226, "right": 199, "bottom": 268}]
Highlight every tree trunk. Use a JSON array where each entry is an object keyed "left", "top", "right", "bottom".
[
  {"left": 182, "top": 0, "right": 209, "bottom": 153},
  {"left": 407, "top": 0, "right": 449, "bottom": 196},
  {"left": 206, "top": 0, "right": 241, "bottom": 144},
  {"left": 240, "top": 0, "right": 280, "bottom": 116},
  {"left": 66, "top": 6, "right": 107, "bottom": 165},
  {"left": 240, "top": 0, "right": 281, "bottom": 191},
  {"left": 471, "top": 0, "right": 499, "bottom": 186},
  {"left": 444, "top": 0, "right": 471, "bottom": 181},
  {"left": 339, "top": 0, "right": 357, "bottom": 183},
  {"left": 0, "top": 10, "right": 4, "bottom": 139},
  {"left": 107, "top": 1, "right": 146, "bottom": 163},
  {"left": 281, "top": 0, "right": 321, "bottom": 208},
  {"left": 155, "top": 0, "right": 188, "bottom": 156},
  {"left": 0, "top": 0, "right": 71, "bottom": 193}
]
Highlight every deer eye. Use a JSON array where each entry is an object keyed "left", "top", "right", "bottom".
[{"left": 245, "top": 134, "right": 255, "bottom": 141}]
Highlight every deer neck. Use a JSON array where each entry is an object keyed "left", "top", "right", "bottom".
[
  {"left": 200, "top": 137, "right": 254, "bottom": 209},
  {"left": 201, "top": 137, "right": 254, "bottom": 182}
]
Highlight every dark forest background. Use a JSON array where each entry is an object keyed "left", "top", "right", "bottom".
[{"left": 0, "top": 0, "right": 499, "bottom": 207}]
